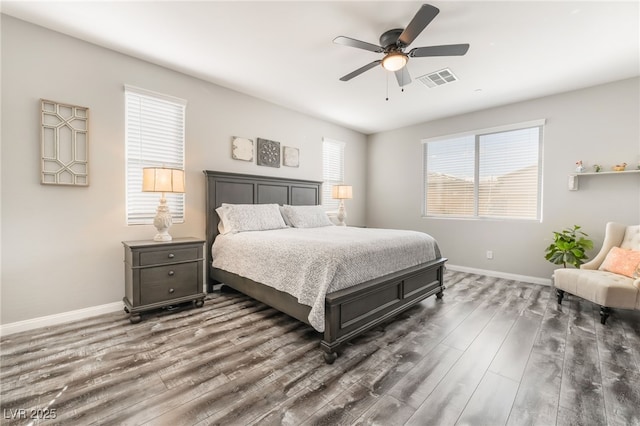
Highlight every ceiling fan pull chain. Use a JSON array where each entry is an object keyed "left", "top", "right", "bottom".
[{"left": 386, "top": 73, "right": 389, "bottom": 101}]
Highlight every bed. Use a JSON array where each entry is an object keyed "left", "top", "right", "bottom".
[{"left": 204, "top": 170, "right": 447, "bottom": 363}]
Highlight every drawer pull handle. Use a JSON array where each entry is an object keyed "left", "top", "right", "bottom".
[
  {"left": 168, "top": 253, "right": 175, "bottom": 259},
  {"left": 168, "top": 288, "right": 175, "bottom": 294},
  {"left": 168, "top": 270, "right": 175, "bottom": 276}
]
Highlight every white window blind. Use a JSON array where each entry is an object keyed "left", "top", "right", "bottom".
[
  {"left": 322, "top": 138, "right": 345, "bottom": 210},
  {"left": 423, "top": 120, "right": 544, "bottom": 220},
  {"left": 125, "top": 86, "right": 186, "bottom": 225},
  {"left": 424, "top": 135, "right": 475, "bottom": 216}
]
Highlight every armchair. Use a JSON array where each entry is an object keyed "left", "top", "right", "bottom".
[{"left": 553, "top": 222, "right": 640, "bottom": 324}]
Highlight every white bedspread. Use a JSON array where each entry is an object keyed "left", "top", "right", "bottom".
[{"left": 212, "top": 226, "right": 440, "bottom": 332}]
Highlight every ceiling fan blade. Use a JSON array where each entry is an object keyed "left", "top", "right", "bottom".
[
  {"left": 409, "top": 44, "right": 470, "bottom": 57},
  {"left": 333, "top": 36, "right": 384, "bottom": 53},
  {"left": 339, "top": 60, "right": 382, "bottom": 81},
  {"left": 397, "top": 4, "right": 440, "bottom": 47},
  {"left": 394, "top": 67, "right": 412, "bottom": 87}
]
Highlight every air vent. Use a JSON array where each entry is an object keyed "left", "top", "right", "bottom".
[{"left": 417, "top": 68, "right": 458, "bottom": 88}]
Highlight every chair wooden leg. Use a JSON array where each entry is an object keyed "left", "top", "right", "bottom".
[
  {"left": 600, "top": 306, "right": 611, "bottom": 324},
  {"left": 556, "top": 289, "right": 565, "bottom": 305}
]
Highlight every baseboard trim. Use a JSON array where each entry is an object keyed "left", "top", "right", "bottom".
[
  {"left": 1, "top": 301, "right": 123, "bottom": 337},
  {"left": 446, "top": 264, "right": 552, "bottom": 286}
]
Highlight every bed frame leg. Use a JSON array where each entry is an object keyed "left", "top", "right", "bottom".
[
  {"left": 323, "top": 351, "right": 338, "bottom": 364},
  {"left": 436, "top": 290, "right": 444, "bottom": 299},
  {"left": 320, "top": 340, "right": 339, "bottom": 364}
]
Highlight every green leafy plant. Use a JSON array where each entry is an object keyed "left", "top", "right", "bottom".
[{"left": 544, "top": 225, "right": 593, "bottom": 268}]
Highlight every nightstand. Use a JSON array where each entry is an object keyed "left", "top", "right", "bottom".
[{"left": 122, "top": 237, "right": 206, "bottom": 323}]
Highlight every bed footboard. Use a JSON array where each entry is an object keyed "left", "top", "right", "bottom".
[
  {"left": 321, "top": 258, "right": 446, "bottom": 363},
  {"left": 212, "top": 258, "right": 446, "bottom": 364}
]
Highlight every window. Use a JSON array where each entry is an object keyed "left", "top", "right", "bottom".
[
  {"left": 423, "top": 120, "right": 544, "bottom": 220},
  {"left": 322, "top": 138, "right": 345, "bottom": 210},
  {"left": 125, "top": 85, "right": 186, "bottom": 225}
]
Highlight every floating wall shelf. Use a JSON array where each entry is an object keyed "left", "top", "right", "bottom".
[{"left": 568, "top": 169, "right": 640, "bottom": 190}]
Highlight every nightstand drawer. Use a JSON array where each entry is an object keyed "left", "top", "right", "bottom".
[
  {"left": 139, "top": 247, "right": 200, "bottom": 266},
  {"left": 140, "top": 263, "right": 199, "bottom": 305}
]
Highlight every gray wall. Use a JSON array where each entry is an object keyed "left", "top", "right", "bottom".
[
  {"left": 1, "top": 16, "right": 367, "bottom": 324},
  {"left": 366, "top": 78, "right": 640, "bottom": 281}
]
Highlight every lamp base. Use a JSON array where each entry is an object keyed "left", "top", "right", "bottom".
[
  {"left": 336, "top": 199, "right": 347, "bottom": 227},
  {"left": 153, "top": 232, "right": 172, "bottom": 242},
  {"left": 153, "top": 195, "right": 174, "bottom": 242}
]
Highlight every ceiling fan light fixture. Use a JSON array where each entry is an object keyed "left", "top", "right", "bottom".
[
  {"left": 334, "top": 4, "right": 469, "bottom": 85},
  {"left": 381, "top": 51, "right": 408, "bottom": 71}
]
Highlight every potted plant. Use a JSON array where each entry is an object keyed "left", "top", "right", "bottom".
[{"left": 544, "top": 225, "right": 593, "bottom": 268}]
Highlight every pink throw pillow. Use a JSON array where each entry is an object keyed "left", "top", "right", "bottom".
[{"left": 599, "top": 247, "right": 640, "bottom": 278}]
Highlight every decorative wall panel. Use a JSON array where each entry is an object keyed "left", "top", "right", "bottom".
[
  {"left": 231, "top": 137, "right": 253, "bottom": 161},
  {"left": 256, "top": 138, "right": 280, "bottom": 168},
  {"left": 41, "top": 99, "right": 89, "bottom": 186},
  {"left": 283, "top": 146, "right": 300, "bottom": 167}
]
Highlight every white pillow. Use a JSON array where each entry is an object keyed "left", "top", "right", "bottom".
[
  {"left": 216, "top": 203, "right": 287, "bottom": 234},
  {"left": 217, "top": 217, "right": 227, "bottom": 234},
  {"left": 279, "top": 206, "right": 292, "bottom": 227},
  {"left": 281, "top": 205, "right": 334, "bottom": 228}
]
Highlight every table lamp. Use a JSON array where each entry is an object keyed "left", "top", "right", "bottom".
[
  {"left": 142, "top": 167, "right": 185, "bottom": 241},
  {"left": 332, "top": 184, "right": 352, "bottom": 226}
]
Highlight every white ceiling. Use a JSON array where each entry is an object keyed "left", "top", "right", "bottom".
[{"left": 2, "top": 1, "right": 639, "bottom": 135}]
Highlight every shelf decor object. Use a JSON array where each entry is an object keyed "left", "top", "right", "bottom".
[
  {"left": 41, "top": 99, "right": 89, "bottom": 186},
  {"left": 612, "top": 162, "right": 627, "bottom": 171},
  {"left": 256, "top": 138, "right": 280, "bottom": 168},
  {"left": 142, "top": 167, "right": 185, "bottom": 241},
  {"left": 231, "top": 137, "right": 253, "bottom": 161},
  {"left": 332, "top": 184, "right": 353, "bottom": 226},
  {"left": 283, "top": 146, "right": 300, "bottom": 167}
]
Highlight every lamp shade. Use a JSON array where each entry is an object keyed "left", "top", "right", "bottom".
[
  {"left": 332, "top": 185, "right": 353, "bottom": 200},
  {"left": 142, "top": 167, "right": 185, "bottom": 193}
]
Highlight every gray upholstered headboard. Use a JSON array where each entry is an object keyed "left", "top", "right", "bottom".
[{"left": 203, "top": 170, "right": 322, "bottom": 290}]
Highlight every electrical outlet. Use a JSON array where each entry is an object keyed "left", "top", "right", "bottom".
[{"left": 486, "top": 250, "right": 493, "bottom": 260}]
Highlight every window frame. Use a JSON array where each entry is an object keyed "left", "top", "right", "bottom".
[
  {"left": 125, "top": 85, "right": 187, "bottom": 225},
  {"left": 422, "top": 119, "right": 545, "bottom": 222}
]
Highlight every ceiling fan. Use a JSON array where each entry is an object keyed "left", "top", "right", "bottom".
[{"left": 334, "top": 4, "right": 470, "bottom": 87}]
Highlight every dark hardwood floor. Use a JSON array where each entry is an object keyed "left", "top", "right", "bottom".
[{"left": 1, "top": 270, "right": 639, "bottom": 425}]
